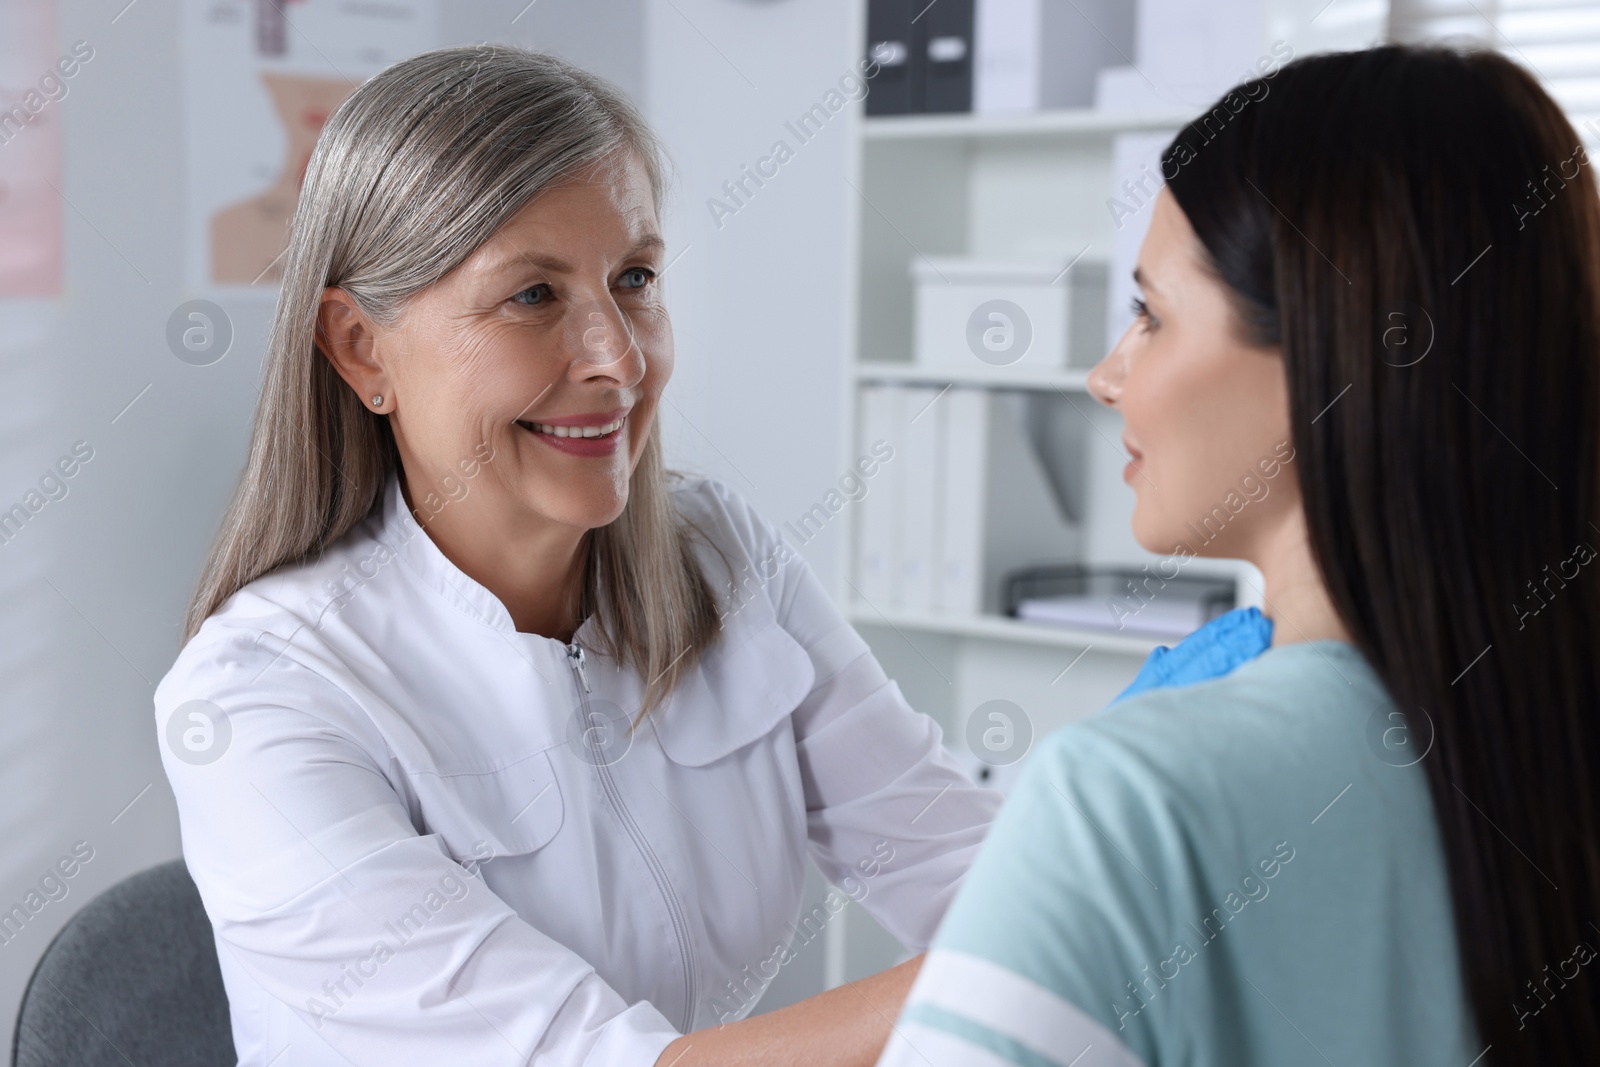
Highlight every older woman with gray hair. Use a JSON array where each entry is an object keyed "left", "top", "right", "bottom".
[{"left": 154, "top": 44, "right": 998, "bottom": 1067}]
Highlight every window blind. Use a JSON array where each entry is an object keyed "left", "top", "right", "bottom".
[{"left": 1389, "top": 0, "right": 1600, "bottom": 141}]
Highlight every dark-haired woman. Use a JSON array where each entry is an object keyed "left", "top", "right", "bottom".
[{"left": 878, "top": 43, "right": 1600, "bottom": 1066}]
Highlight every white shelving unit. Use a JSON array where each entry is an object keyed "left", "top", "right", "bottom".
[
  {"left": 841, "top": 101, "right": 1242, "bottom": 760},
  {"left": 832, "top": 99, "right": 1287, "bottom": 987},
  {"left": 823, "top": 0, "right": 1377, "bottom": 995}
]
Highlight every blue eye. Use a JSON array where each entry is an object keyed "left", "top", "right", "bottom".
[
  {"left": 512, "top": 284, "right": 552, "bottom": 306},
  {"left": 620, "top": 267, "right": 655, "bottom": 289}
]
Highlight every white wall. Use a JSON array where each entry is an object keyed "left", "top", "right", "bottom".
[
  {"left": 2, "top": 0, "right": 205, "bottom": 1042},
  {"left": 642, "top": 0, "right": 860, "bottom": 597},
  {"left": 1, "top": 0, "right": 858, "bottom": 1042}
]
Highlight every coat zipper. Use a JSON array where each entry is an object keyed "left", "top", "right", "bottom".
[{"left": 566, "top": 641, "right": 698, "bottom": 1033}]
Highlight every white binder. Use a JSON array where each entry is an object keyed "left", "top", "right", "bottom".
[
  {"left": 855, "top": 384, "right": 903, "bottom": 608},
  {"left": 899, "top": 386, "right": 942, "bottom": 613},
  {"left": 937, "top": 388, "right": 989, "bottom": 614}
]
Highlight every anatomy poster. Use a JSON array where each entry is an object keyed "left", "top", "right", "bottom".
[
  {"left": 184, "top": 0, "right": 437, "bottom": 293},
  {"left": 0, "top": 0, "right": 65, "bottom": 298}
]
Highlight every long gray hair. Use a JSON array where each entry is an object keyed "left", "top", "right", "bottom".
[{"left": 184, "top": 44, "right": 722, "bottom": 715}]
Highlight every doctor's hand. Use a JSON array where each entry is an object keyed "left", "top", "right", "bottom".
[
  {"left": 1110, "top": 606, "right": 1274, "bottom": 705},
  {"left": 654, "top": 953, "right": 923, "bottom": 1067}
]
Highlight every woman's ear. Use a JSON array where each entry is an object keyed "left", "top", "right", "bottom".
[{"left": 318, "top": 286, "right": 393, "bottom": 412}]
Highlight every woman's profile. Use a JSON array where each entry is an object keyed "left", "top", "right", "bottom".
[
  {"left": 155, "top": 44, "right": 999, "bottom": 1066},
  {"left": 878, "top": 44, "right": 1600, "bottom": 1066}
]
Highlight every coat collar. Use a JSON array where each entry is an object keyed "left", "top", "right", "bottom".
[
  {"left": 375, "top": 468, "right": 603, "bottom": 649},
  {"left": 369, "top": 468, "right": 816, "bottom": 744}
]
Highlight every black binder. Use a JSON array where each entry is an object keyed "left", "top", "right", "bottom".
[
  {"left": 865, "top": 0, "right": 915, "bottom": 115},
  {"left": 919, "top": 0, "right": 974, "bottom": 114}
]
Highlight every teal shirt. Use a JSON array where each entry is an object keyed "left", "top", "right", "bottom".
[{"left": 877, "top": 640, "right": 1480, "bottom": 1067}]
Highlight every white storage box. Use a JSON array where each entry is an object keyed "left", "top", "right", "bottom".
[{"left": 911, "top": 257, "right": 1071, "bottom": 370}]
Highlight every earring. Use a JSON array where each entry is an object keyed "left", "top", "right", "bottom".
[{"left": 371, "top": 395, "right": 383, "bottom": 407}]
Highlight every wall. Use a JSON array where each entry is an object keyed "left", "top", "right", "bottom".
[{"left": 642, "top": 0, "right": 860, "bottom": 597}]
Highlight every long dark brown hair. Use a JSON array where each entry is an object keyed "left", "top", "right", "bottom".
[{"left": 1164, "top": 44, "right": 1600, "bottom": 1062}]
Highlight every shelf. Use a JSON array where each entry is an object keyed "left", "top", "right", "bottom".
[
  {"left": 847, "top": 604, "right": 1162, "bottom": 657},
  {"left": 862, "top": 107, "right": 1199, "bottom": 147},
  {"left": 855, "top": 362, "right": 1092, "bottom": 392}
]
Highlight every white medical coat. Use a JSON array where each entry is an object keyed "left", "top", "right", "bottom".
[{"left": 154, "top": 471, "right": 1001, "bottom": 1066}]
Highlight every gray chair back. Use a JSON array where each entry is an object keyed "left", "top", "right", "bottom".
[{"left": 11, "top": 859, "right": 235, "bottom": 1067}]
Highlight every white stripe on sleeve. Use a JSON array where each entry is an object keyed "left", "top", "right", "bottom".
[
  {"left": 877, "top": 1019, "right": 1031, "bottom": 1067},
  {"left": 903, "top": 948, "right": 1147, "bottom": 1067}
]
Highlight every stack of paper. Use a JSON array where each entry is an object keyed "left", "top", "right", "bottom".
[{"left": 1016, "top": 593, "right": 1213, "bottom": 639}]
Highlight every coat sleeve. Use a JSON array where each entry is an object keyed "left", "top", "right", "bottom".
[
  {"left": 695, "top": 478, "right": 1003, "bottom": 952},
  {"left": 155, "top": 643, "right": 680, "bottom": 1067}
]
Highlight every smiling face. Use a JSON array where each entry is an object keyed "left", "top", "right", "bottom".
[
  {"left": 363, "top": 149, "right": 670, "bottom": 534},
  {"left": 1086, "top": 187, "right": 1295, "bottom": 561}
]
